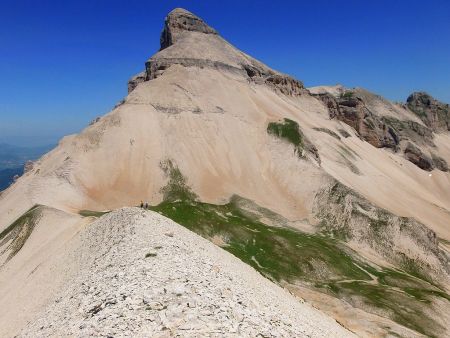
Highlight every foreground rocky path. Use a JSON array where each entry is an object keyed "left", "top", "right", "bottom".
[{"left": 21, "top": 208, "right": 353, "bottom": 337}]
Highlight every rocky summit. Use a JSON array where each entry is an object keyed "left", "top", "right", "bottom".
[
  {"left": 160, "top": 8, "right": 218, "bottom": 50},
  {"left": 1, "top": 7, "right": 450, "bottom": 338}
]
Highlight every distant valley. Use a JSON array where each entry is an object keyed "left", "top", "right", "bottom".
[
  {"left": 0, "top": 167, "right": 23, "bottom": 191},
  {"left": 0, "top": 143, "right": 52, "bottom": 191}
]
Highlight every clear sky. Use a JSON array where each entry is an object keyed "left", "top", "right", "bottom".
[{"left": 0, "top": 0, "right": 449, "bottom": 146}]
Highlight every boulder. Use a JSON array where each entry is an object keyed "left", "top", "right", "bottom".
[
  {"left": 24, "top": 160, "right": 34, "bottom": 174},
  {"left": 431, "top": 153, "right": 449, "bottom": 172},
  {"left": 404, "top": 142, "right": 434, "bottom": 171},
  {"left": 127, "top": 71, "right": 146, "bottom": 93}
]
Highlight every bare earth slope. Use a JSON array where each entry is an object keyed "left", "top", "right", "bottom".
[{"left": 0, "top": 206, "right": 87, "bottom": 336}]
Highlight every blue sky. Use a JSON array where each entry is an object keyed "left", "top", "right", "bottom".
[{"left": 0, "top": 0, "right": 449, "bottom": 146}]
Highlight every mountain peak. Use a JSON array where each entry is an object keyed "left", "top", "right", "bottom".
[
  {"left": 160, "top": 8, "right": 218, "bottom": 50},
  {"left": 127, "top": 8, "right": 305, "bottom": 96}
]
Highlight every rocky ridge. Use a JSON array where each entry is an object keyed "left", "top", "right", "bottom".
[
  {"left": 310, "top": 86, "right": 449, "bottom": 172},
  {"left": 21, "top": 208, "right": 353, "bottom": 337}
]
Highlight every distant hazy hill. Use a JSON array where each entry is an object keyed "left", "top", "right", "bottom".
[
  {"left": 0, "top": 167, "right": 23, "bottom": 191},
  {"left": 0, "top": 143, "right": 52, "bottom": 191},
  {"left": 0, "top": 143, "right": 52, "bottom": 170}
]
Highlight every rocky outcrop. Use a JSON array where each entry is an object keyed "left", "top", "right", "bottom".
[
  {"left": 314, "top": 182, "right": 449, "bottom": 283},
  {"left": 402, "top": 142, "right": 448, "bottom": 172},
  {"left": 144, "top": 57, "right": 243, "bottom": 81},
  {"left": 431, "top": 153, "right": 449, "bottom": 172},
  {"left": 313, "top": 92, "right": 399, "bottom": 149},
  {"left": 313, "top": 89, "right": 449, "bottom": 173},
  {"left": 407, "top": 92, "right": 450, "bottom": 132},
  {"left": 160, "top": 8, "right": 218, "bottom": 50},
  {"left": 23, "top": 160, "right": 34, "bottom": 173},
  {"left": 404, "top": 142, "right": 434, "bottom": 171},
  {"left": 127, "top": 71, "right": 146, "bottom": 94},
  {"left": 381, "top": 117, "right": 434, "bottom": 146},
  {"left": 243, "top": 64, "right": 305, "bottom": 96}
]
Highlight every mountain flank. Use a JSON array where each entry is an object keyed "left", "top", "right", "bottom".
[{"left": 1, "top": 8, "right": 449, "bottom": 337}]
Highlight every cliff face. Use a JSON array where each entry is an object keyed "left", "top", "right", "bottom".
[
  {"left": 407, "top": 91, "right": 450, "bottom": 132},
  {"left": 159, "top": 8, "right": 218, "bottom": 50},
  {"left": 312, "top": 90, "right": 400, "bottom": 149},
  {"left": 311, "top": 86, "right": 449, "bottom": 172}
]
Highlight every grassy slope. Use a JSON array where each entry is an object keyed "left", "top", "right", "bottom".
[
  {"left": 79, "top": 161, "right": 449, "bottom": 336},
  {"left": 151, "top": 162, "right": 449, "bottom": 336},
  {"left": 267, "top": 118, "right": 305, "bottom": 157},
  {"left": 150, "top": 198, "right": 448, "bottom": 336},
  {"left": 78, "top": 210, "right": 110, "bottom": 217},
  {"left": 0, "top": 205, "right": 42, "bottom": 263}
]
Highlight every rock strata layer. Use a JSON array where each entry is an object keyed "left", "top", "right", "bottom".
[{"left": 128, "top": 8, "right": 305, "bottom": 96}]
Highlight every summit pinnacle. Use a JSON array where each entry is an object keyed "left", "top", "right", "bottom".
[{"left": 160, "top": 8, "right": 218, "bottom": 50}]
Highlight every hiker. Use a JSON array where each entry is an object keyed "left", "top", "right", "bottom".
[
  {"left": 145, "top": 201, "right": 149, "bottom": 210},
  {"left": 140, "top": 200, "right": 144, "bottom": 208}
]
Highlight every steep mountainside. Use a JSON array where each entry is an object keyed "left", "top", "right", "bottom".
[{"left": 1, "top": 8, "right": 449, "bottom": 337}]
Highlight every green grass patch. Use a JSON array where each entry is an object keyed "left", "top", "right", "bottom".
[
  {"left": 340, "top": 91, "right": 354, "bottom": 99},
  {"left": 151, "top": 198, "right": 370, "bottom": 283},
  {"left": 438, "top": 237, "right": 450, "bottom": 246},
  {"left": 160, "top": 159, "right": 198, "bottom": 202},
  {"left": 0, "top": 205, "right": 42, "bottom": 262},
  {"left": 267, "top": 118, "right": 305, "bottom": 157},
  {"left": 317, "top": 280, "right": 446, "bottom": 336},
  {"left": 79, "top": 210, "right": 110, "bottom": 217}
]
